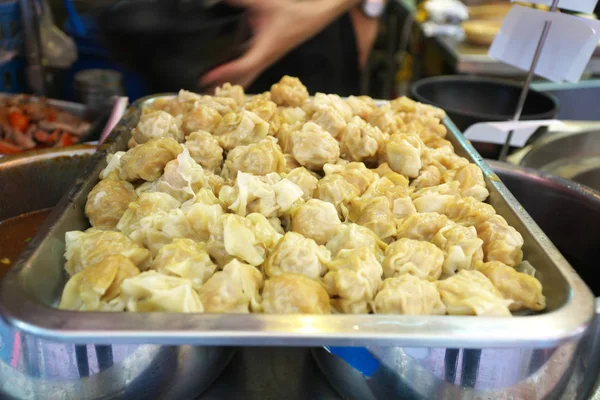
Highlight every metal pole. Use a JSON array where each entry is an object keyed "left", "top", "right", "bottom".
[{"left": 498, "top": 0, "right": 560, "bottom": 161}]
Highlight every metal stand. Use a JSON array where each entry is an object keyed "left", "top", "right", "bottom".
[{"left": 498, "top": 0, "right": 560, "bottom": 161}]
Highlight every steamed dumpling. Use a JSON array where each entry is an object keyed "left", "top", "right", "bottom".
[
  {"left": 285, "top": 167, "right": 319, "bottom": 201},
  {"left": 198, "top": 259, "right": 263, "bottom": 313},
  {"left": 151, "top": 238, "right": 217, "bottom": 289},
  {"left": 311, "top": 103, "right": 347, "bottom": 139},
  {"left": 262, "top": 274, "right": 330, "bottom": 314},
  {"left": 477, "top": 215, "right": 524, "bottom": 267},
  {"left": 443, "top": 163, "right": 489, "bottom": 202},
  {"left": 213, "top": 110, "right": 269, "bottom": 150},
  {"left": 347, "top": 196, "right": 396, "bottom": 240},
  {"left": 263, "top": 232, "right": 330, "bottom": 280},
  {"left": 345, "top": 95, "right": 377, "bottom": 120},
  {"left": 291, "top": 199, "right": 342, "bottom": 245},
  {"left": 431, "top": 224, "right": 484, "bottom": 277},
  {"left": 325, "top": 223, "right": 387, "bottom": 261},
  {"left": 117, "top": 192, "right": 181, "bottom": 236},
  {"left": 373, "top": 275, "right": 446, "bottom": 315},
  {"left": 379, "top": 132, "right": 426, "bottom": 178},
  {"left": 132, "top": 110, "right": 183, "bottom": 144},
  {"left": 396, "top": 212, "right": 450, "bottom": 242},
  {"left": 291, "top": 122, "right": 340, "bottom": 170},
  {"left": 323, "top": 247, "right": 383, "bottom": 314},
  {"left": 181, "top": 105, "right": 222, "bottom": 136},
  {"left": 383, "top": 238, "right": 443, "bottom": 280},
  {"left": 323, "top": 162, "right": 379, "bottom": 195},
  {"left": 121, "top": 271, "right": 203, "bottom": 313},
  {"left": 184, "top": 189, "right": 225, "bottom": 241},
  {"left": 215, "top": 82, "right": 245, "bottom": 106},
  {"left": 411, "top": 181, "right": 460, "bottom": 214},
  {"left": 270, "top": 75, "right": 309, "bottom": 107},
  {"left": 221, "top": 138, "right": 285, "bottom": 180},
  {"left": 64, "top": 229, "right": 151, "bottom": 276},
  {"left": 85, "top": 171, "right": 137, "bottom": 230},
  {"left": 184, "top": 130, "right": 224, "bottom": 172},
  {"left": 60, "top": 255, "right": 140, "bottom": 311},
  {"left": 120, "top": 138, "right": 183, "bottom": 182},
  {"left": 314, "top": 174, "right": 360, "bottom": 218},
  {"left": 436, "top": 270, "right": 512, "bottom": 316},
  {"left": 445, "top": 197, "right": 496, "bottom": 227},
  {"left": 476, "top": 261, "right": 545, "bottom": 312},
  {"left": 340, "top": 116, "right": 386, "bottom": 162}
]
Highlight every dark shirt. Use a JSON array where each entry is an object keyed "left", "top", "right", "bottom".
[{"left": 248, "top": 13, "right": 360, "bottom": 96}]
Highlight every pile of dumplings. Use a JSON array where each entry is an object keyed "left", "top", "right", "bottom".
[{"left": 59, "top": 76, "right": 546, "bottom": 317}]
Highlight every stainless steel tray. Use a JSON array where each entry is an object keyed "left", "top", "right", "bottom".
[{"left": 0, "top": 95, "right": 594, "bottom": 348}]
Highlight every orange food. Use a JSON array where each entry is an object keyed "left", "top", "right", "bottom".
[
  {"left": 0, "top": 140, "right": 22, "bottom": 154},
  {"left": 8, "top": 110, "right": 30, "bottom": 132}
]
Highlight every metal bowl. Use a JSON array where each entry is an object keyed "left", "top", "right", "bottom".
[
  {"left": 313, "top": 161, "right": 600, "bottom": 400},
  {"left": 520, "top": 130, "right": 600, "bottom": 192},
  {"left": 0, "top": 147, "right": 234, "bottom": 400}
]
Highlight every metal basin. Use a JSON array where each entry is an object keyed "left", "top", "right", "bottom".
[
  {"left": 314, "top": 161, "right": 600, "bottom": 400},
  {"left": 520, "top": 130, "right": 600, "bottom": 192},
  {"left": 0, "top": 147, "right": 234, "bottom": 400}
]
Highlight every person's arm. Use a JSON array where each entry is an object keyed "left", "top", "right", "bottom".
[{"left": 199, "top": 0, "right": 361, "bottom": 90}]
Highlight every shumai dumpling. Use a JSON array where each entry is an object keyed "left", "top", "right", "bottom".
[
  {"left": 429, "top": 146, "right": 470, "bottom": 173},
  {"left": 373, "top": 162, "right": 411, "bottom": 187},
  {"left": 198, "top": 259, "right": 263, "bottom": 313},
  {"left": 219, "top": 172, "right": 276, "bottom": 217},
  {"left": 60, "top": 255, "right": 140, "bottom": 311},
  {"left": 410, "top": 165, "right": 443, "bottom": 190},
  {"left": 391, "top": 96, "right": 446, "bottom": 120},
  {"left": 215, "top": 82, "right": 245, "bottom": 106},
  {"left": 270, "top": 75, "right": 309, "bottom": 107},
  {"left": 383, "top": 238, "right": 443, "bottom": 280},
  {"left": 340, "top": 116, "right": 386, "bottom": 162},
  {"left": 194, "top": 95, "right": 238, "bottom": 115},
  {"left": 120, "top": 137, "right": 182, "bottom": 182},
  {"left": 206, "top": 213, "right": 281, "bottom": 267},
  {"left": 323, "top": 247, "right": 383, "bottom": 314},
  {"left": 221, "top": 138, "right": 285, "bottom": 180},
  {"left": 64, "top": 229, "right": 151, "bottom": 276},
  {"left": 117, "top": 192, "right": 181, "bottom": 236},
  {"left": 443, "top": 163, "right": 489, "bottom": 202},
  {"left": 85, "top": 171, "right": 137, "bottom": 230},
  {"left": 325, "top": 223, "right": 387, "bottom": 261},
  {"left": 431, "top": 224, "right": 484, "bottom": 278},
  {"left": 345, "top": 95, "right": 377, "bottom": 121},
  {"left": 184, "top": 130, "right": 224, "bottom": 172},
  {"left": 263, "top": 232, "right": 330, "bottom": 280},
  {"left": 436, "top": 270, "right": 512, "bottom": 316},
  {"left": 411, "top": 181, "right": 460, "bottom": 215},
  {"left": 445, "top": 196, "right": 496, "bottom": 227},
  {"left": 379, "top": 132, "right": 426, "bottom": 179},
  {"left": 477, "top": 215, "right": 524, "bottom": 267},
  {"left": 140, "top": 148, "right": 206, "bottom": 203},
  {"left": 262, "top": 274, "right": 330, "bottom": 314},
  {"left": 285, "top": 167, "right": 319, "bottom": 201},
  {"left": 476, "top": 261, "right": 546, "bottom": 312},
  {"left": 184, "top": 189, "right": 225, "bottom": 241},
  {"left": 181, "top": 105, "right": 222, "bottom": 136},
  {"left": 152, "top": 238, "right": 216, "bottom": 289},
  {"left": 323, "top": 162, "right": 379, "bottom": 195},
  {"left": 304, "top": 92, "right": 353, "bottom": 122},
  {"left": 128, "top": 208, "right": 197, "bottom": 256},
  {"left": 243, "top": 97, "right": 278, "bottom": 125},
  {"left": 396, "top": 212, "right": 450, "bottom": 242},
  {"left": 347, "top": 196, "right": 396, "bottom": 240},
  {"left": 99, "top": 151, "right": 125, "bottom": 179},
  {"left": 362, "top": 177, "right": 414, "bottom": 219},
  {"left": 373, "top": 275, "right": 446, "bottom": 315},
  {"left": 291, "top": 199, "right": 342, "bottom": 245},
  {"left": 213, "top": 110, "right": 269, "bottom": 150},
  {"left": 291, "top": 122, "right": 340, "bottom": 170},
  {"left": 131, "top": 110, "right": 184, "bottom": 144},
  {"left": 368, "top": 106, "right": 404, "bottom": 135},
  {"left": 311, "top": 103, "right": 347, "bottom": 139},
  {"left": 314, "top": 174, "right": 360, "bottom": 218},
  {"left": 121, "top": 271, "right": 203, "bottom": 313}
]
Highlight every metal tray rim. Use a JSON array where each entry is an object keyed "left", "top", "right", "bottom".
[{"left": 0, "top": 95, "right": 594, "bottom": 348}]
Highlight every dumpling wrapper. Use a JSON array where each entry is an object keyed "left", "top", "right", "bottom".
[
  {"left": 262, "top": 274, "right": 330, "bottom": 314},
  {"left": 374, "top": 275, "right": 446, "bottom": 315},
  {"left": 263, "top": 231, "right": 330, "bottom": 280}
]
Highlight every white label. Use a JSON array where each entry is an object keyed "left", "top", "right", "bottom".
[
  {"left": 489, "top": 7, "right": 600, "bottom": 83},
  {"left": 511, "top": 0, "right": 599, "bottom": 14},
  {"left": 463, "top": 120, "right": 566, "bottom": 146}
]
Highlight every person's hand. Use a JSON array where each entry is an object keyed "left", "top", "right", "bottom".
[{"left": 199, "top": 0, "right": 360, "bottom": 90}]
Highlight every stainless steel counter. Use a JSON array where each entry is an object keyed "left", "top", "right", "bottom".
[{"left": 199, "top": 348, "right": 341, "bottom": 400}]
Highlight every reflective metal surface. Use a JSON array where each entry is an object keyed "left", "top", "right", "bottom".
[
  {"left": 314, "top": 161, "right": 600, "bottom": 400},
  {"left": 520, "top": 130, "right": 600, "bottom": 192},
  {"left": 0, "top": 148, "right": 233, "bottom": 400},
  {"left": 0, "top": 96, "right": 593, "bottom": 348}
]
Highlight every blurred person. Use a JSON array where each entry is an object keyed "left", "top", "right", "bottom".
[{"left": 200, "top": 0, "right": 386, "bottom": 96}]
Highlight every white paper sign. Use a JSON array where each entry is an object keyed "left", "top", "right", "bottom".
[
  {"left": 463, "top": 120, "right": 566, "bottom": 146},
  {"left": 489, "top": 7, "right": 600, "bottom": 83},
  {"left": 511, "top": 0, "right": 599, "bottom": 14}
]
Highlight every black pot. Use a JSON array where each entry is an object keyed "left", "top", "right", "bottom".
[
  {"left": 410, "top": 76, "right": 559, "bottom": 159},
  {"left": 99, "top": 0, "right": 249, "bottom": 93}
]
